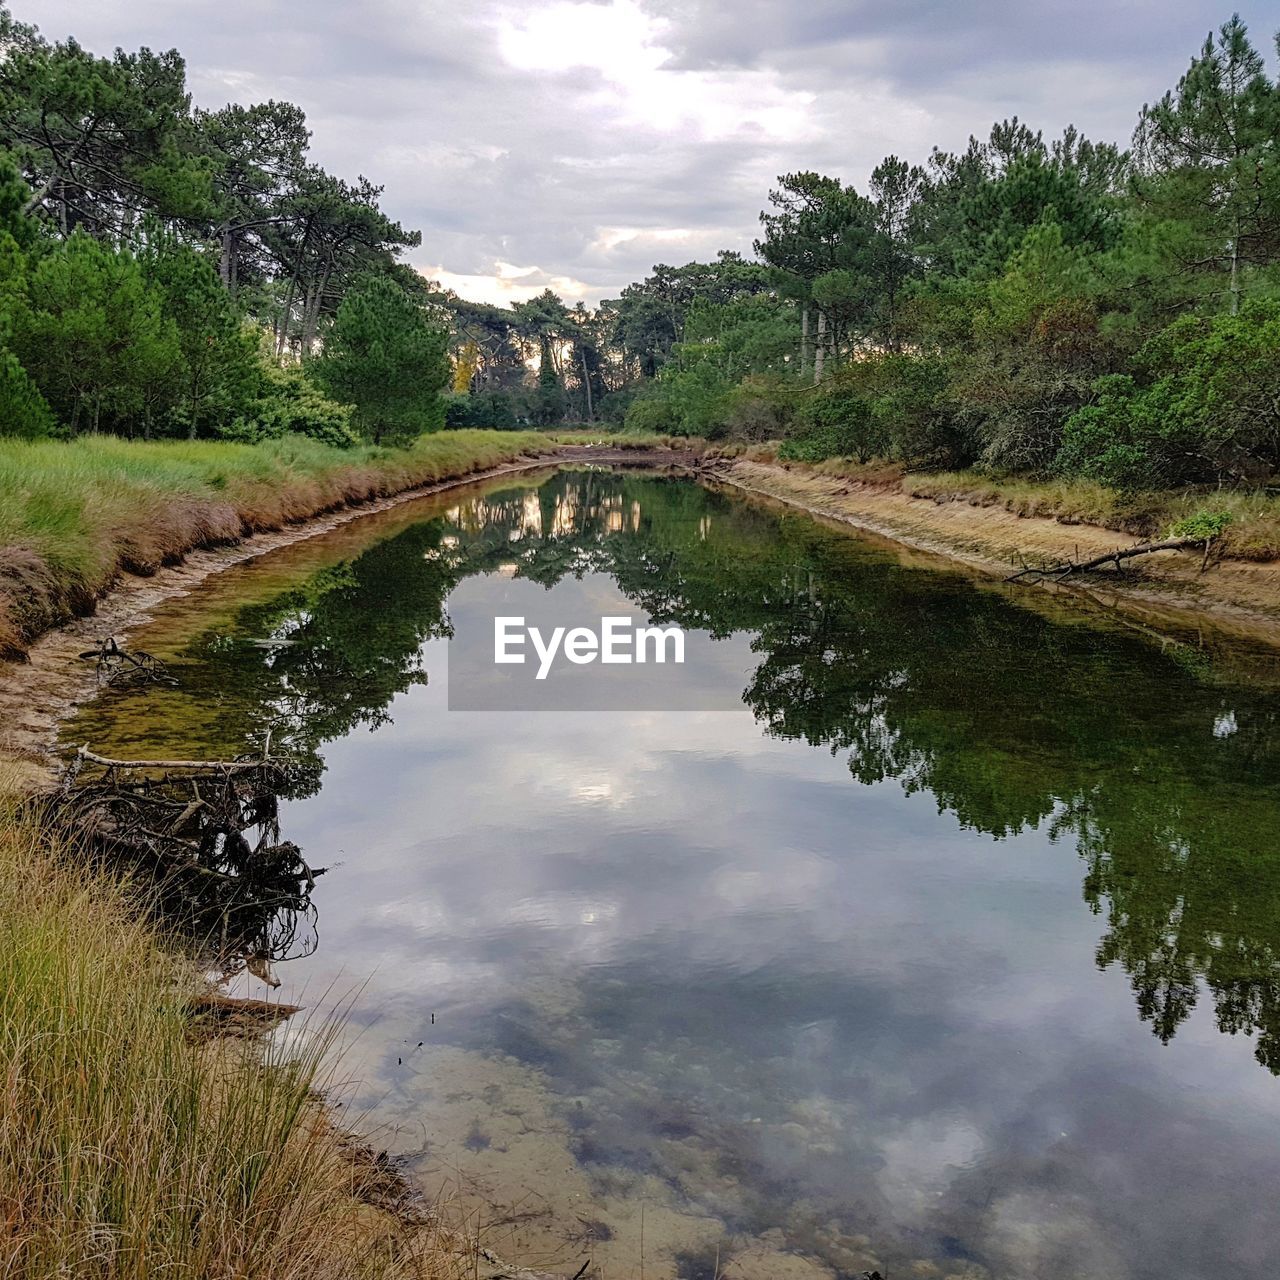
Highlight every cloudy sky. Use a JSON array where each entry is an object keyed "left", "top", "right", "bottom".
[{"left": 21, "top": 0, "right": 1280, "bottom": 306}]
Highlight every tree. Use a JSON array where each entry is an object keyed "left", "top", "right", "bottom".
[
  {"left": 11, "top": 232, "right": 180, "bottom": 433},
  {"left": 1134, "top": 15, "right": 1280, "bottom": 314},
  {"left": 958, "top": 221, "right": 1116, "bottom": 472},
  {"left": 311, "top": 275, "right": 449, "bottom": 444},
  {"left": 140, "top": 233, "right": 260, "bottom": 437},
  {"left": 512, "top": 289, "right": 574, "bottom": 424},
  {"left": 868, "top": 156, "right": 926, "bottom": 350},
  {"left": 197, "top": 100, "right": 310, "bottom": 293},
  {"left": 912, "top": 120, "right": 1125, "bottom": 279},
  {"left": 756, "top": 172, "right": 878, "bottom": 381},
  {"left": 0, "top": 10, "right": 210, "bottom": 238}
]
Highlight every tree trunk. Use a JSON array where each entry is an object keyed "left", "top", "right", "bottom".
[
  {"left": 219, "top": 226, "right": 234, "bottom": 290},
  {"left": 580, "top": 349, "right": 594, "bottom": 421},
  {"left": 1229, "top": 218, "right": 1241, "bottom": 316},
  {"left": 302, "top": 260, "right": 333, "bottom": 356},
  {"left": 275, "top": 217, "right": 314, "bottom": 360},
  {"left": 814, "top": 309, "right": 827, "bottom": 385},
  {"left": 800, "top": 304, "right": 811, "bottom": 380},
  {"left": 276, "top": 275, "right": 299, "bottom": 361}
]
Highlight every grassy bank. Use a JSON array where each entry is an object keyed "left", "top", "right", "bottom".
[
  {"left": 695, "top": 442, "right": 1280, "bottom": 564},
  {"left": 0, "top": 776, "right": 450, "bottom": 1278},
  {"left": 0, "top": 430, "right": 553, "bottom": 660}
]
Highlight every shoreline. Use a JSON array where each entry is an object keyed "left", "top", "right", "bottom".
[
  {"left": 0, "top": 444, "right": 691, "bottom": 780},
  {"left": 711, "top": 457, "right": 1280, "bottom": 652}
]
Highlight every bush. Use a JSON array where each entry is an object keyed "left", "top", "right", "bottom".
[
  {"left": 781, "top": 384, "right": 888, "bottom": 463},
  {"left": 0, "top": 345, "right": 56, "bottom": 439},
  {"left": 444, "top": 389, "right": 522, "bottom": 429},
  {"left": 721, "top": 375, "right": 795, "bottom": 441},
  {"left": 1058, "top": 300, "right": 1280, "bottom": 488},
  {"left": 596, "top": 384, "right": 644, "bottom": 426},
  {"left": 1170, "top": 509, "right": 1233, "bottom": 541},
  {"left": 225, "top": 363, "right": 358, "bottom": 449},
  {"left": 624, "top": 391, "right": 683, "bottom": 435}
]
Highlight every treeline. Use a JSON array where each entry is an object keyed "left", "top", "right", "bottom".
[
  {"left": 538, "top": 15, "right": 1279, "bottom": 492},
  {"left": 3, "top": 8, "right": 1278, "bottom": 487},
  {"left": 0, "top": 6, "right": 451, "bottom": 445}
]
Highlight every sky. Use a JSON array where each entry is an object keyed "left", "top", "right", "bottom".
[{"left": 20, "top": 0, "right": 1280, "bottom": 307}]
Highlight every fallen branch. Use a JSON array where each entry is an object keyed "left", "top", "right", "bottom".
[
  {"left": 78, "top": 637, "right": 177, "bottom": 688},
  {"left": 187, "top": 992, "right": 302, "bottom": 1019},
  {"left": 75, "top": 745, "right": 289, "bottom": 773},
  {"left": 1006, "top": 536, "right": 1204, "bottom": 583},
  {"left": 186, "top": 991, "right": 303, "bottom": 1040}
]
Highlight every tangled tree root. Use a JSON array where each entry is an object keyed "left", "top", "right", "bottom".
[{"left": 54, "top": 743, "right": 324, "bottom": 977}]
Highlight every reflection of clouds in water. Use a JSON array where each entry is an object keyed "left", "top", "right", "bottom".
[
  {"left": 87, "top": 474, "right": 1280, "bottom": 1279},
  {"left": 278, "top": 655, "right": 1280, "bottom": 1278}
]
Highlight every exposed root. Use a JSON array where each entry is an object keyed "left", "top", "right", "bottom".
[
  {"left": 53, "top": 744, "right": 324, "bottom": 975},
  {"left": 77, "top": 637, "right": 177, "bottom": 688}
]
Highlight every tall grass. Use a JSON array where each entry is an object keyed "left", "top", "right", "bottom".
[
  {"left": 0, "top": 782, "right": 439, "bottom": 1278},
  {"left": 0, "top": 430, "right": 553, "bottom": 658}
]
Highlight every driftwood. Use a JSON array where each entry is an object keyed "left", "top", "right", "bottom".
[
  {"left": 74, "top": 745, "right": 287, "bottom": 773},
  {"left": 1006, "top": 536, "right": 1206, "bottom": 583},
  {"left": 186, "top": 991, "right": 303, "bottom": 1039},
  {"left": 78, "top": 637, "right": 176, "bottom": 688},
  {"left": 55, "top": 743, "right": 323, "bottom": 976},
  {"left": 189, "top": 991, "right": 302, "bottom": 1019}
]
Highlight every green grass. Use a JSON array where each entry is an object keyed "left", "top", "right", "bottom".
[
  {"left": 546, "top": 428, "right": 705, "bottom": 452},
  {"left": 0, "top": 430, "right": 554, "bottom": 657},
  {"left": 0, "top": 780, "right": 447, "bottom": 1278}
]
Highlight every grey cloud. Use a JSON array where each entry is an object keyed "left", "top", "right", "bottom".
[{"left": 20, "top": 0, "right": 1273, "bottom": 302}]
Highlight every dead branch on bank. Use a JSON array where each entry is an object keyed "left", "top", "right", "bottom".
[
  {"left": 186, "top": 991, "right": 304, "bottom": 1040},
  {"left": 78, "top": 637, "right": 177, "bottom": 688},
  {"left": 1005, "top": 536, "right": 1211, "bottom": 583},
  {"left": 53, "top": 743, "right": 324, "bottom": 976}
]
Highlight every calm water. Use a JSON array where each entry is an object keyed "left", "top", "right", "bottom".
[{"left": 66, "top": 469, "right": 1280, "bottom": 1279}]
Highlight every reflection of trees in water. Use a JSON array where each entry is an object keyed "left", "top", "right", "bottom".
[{"left": 154, "top": 471, "right": 1280, "bottom": 1069}]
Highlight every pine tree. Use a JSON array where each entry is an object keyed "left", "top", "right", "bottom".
[
  {"left": 1135, "top": 15, "right": 1280, "bottom": 313},
  {"left": 312, "top": 275, "right": 449, "bottom": 444}
]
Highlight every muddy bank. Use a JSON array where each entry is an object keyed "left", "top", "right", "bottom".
[
  {"left": 0, "top": 445, "right": 690, "bottom": 777},
  {"left": 714, "top": 458, "right": 1280, "bottom": 651}
]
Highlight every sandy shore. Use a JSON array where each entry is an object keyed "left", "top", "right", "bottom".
[{"left": 714, "top": 458, "right": 1280, "bottom": 650}]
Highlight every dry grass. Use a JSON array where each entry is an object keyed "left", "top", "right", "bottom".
[
  {"left": 700, "top": 444, "right": 1280, "bottom": 564},
  {"left": 0, "top": 772, "right": 466, "bottom": 1279},
  {"left": 896, "top": 471, "right": 1280, "bottom": 561},
  {"left": 0, "top": 431, "right": 554, "bottom": 659}
]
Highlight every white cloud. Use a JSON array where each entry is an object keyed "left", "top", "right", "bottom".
[{"left": 418, "top": 260, "right": 592, "bottom": 307}]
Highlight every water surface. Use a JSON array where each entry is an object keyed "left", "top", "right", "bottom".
[{"left": 67, "top": 469, "right": 1280, "bottom": 1279}]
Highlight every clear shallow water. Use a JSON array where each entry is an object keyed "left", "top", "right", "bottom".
[{"left": 66, "top": 469, "right": 1280, "bottom": 1279}]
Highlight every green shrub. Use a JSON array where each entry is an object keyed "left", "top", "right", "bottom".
[
  {"left": 1170, "top": 510, "right": 1233, "bottom": 541},
  {"left": 226, "top": 363, "right": 358, "bottom": 449}
]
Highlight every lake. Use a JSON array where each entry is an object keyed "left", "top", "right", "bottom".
[{"left": 65, "top": 467, "right": 1280, "bottom": 1280}]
